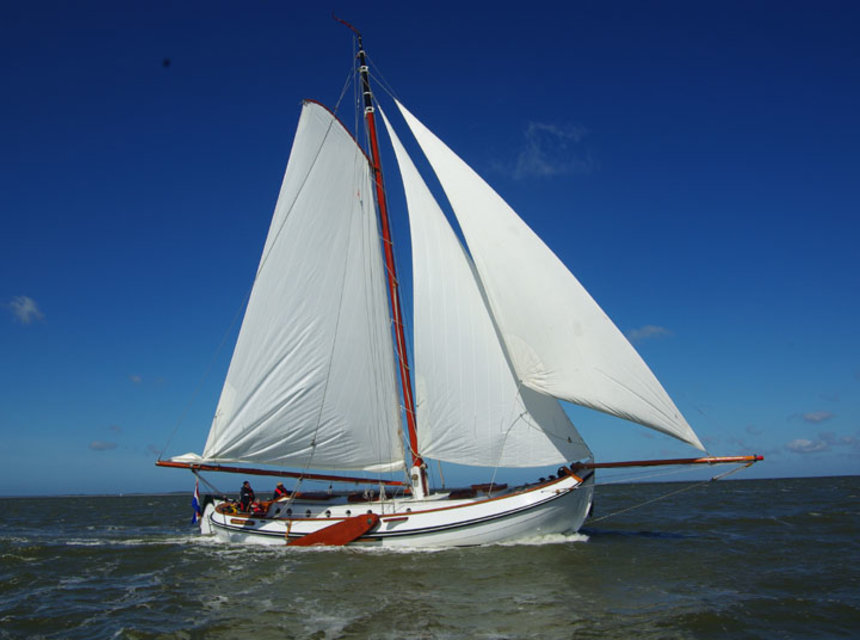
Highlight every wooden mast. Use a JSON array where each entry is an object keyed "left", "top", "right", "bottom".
[{"left": 336, "top": 18, "right": 426, "bottom": 493}]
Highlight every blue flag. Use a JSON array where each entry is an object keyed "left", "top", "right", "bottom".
[{"left": 191, "top": 479, "right": 202, "bottom": 524}]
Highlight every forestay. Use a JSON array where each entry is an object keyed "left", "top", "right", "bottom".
[
  {"left": 201, "top": 101, "right": 404, "bottom": 472},
  {"left": 381, "top": 109, "right": 592, "bottom": 467},
  {"left": 395, "top": 100, "right": 704, "bottom": 451}
]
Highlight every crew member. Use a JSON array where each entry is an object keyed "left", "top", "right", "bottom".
[
  {"left": 240, "top": 480, "right": 255, "bottom": 511},
  {"left": 273, "top": 482, "right": 288, "bottom": 500},
  {"left": 250, "top": 498, "right": 266, "bottom": 516}
]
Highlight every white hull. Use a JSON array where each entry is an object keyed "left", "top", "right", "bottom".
[{"left": 202, "top": 472, "right": 594, "bottom": 548}]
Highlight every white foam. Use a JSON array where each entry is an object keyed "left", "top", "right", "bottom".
[{"left": 493, "top": 531, "right": 590, "bottom": 546}]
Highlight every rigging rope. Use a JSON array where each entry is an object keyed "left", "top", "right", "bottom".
[
  {"left": 194, "top": 471, "right": 225, "bottom": 497},
  {"left": 586, "top": 461, "right": 756, "bottom": 524}
]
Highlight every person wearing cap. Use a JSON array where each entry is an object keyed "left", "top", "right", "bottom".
[{"left": 272, "top": 482, "right": 288, "bottom": 500}]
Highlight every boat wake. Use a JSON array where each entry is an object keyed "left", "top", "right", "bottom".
[{"left": 492, "top": 531, "right": 589, "bottom": 546}]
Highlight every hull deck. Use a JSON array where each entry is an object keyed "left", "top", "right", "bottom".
[{"left": 202, "top": 471, "right": 595, "bottom": 548}]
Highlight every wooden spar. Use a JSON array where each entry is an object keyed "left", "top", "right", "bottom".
[
  {"left": 361, "top": 71, "right": 421, "bottom": 467},
  {"left": 336, "top": 17, "right": 424, "bottom": 476},
  {"left": 574, "top": 455, "right": 763, "bottom": 470},
  {"left": 155, "top": 460, "right": 406, "bottom": 486}
]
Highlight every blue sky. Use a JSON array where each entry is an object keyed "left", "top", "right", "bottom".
[{"left": 2, "top": 1, "right": 858, "bottom": 496}]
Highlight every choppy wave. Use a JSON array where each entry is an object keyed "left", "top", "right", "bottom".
[{"left": 1, "top": 477, "right": 858, "bottom": 639}]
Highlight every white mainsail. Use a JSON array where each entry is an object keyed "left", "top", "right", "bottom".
[
  {"left": 395, "top": 100, "right": 704, "bottom": 451},
  {"left": 200, "top": 101, "right": 404, "bottom": 472},
  {"left": 381, "top": 109, "right": 591, "bottom": 467}
]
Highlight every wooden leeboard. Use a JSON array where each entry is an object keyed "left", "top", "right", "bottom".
[{"left": 287, "top": 513, "right": 380, "bottom": 546}]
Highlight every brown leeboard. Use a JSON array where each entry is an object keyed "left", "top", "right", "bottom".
[{"left": 287, "top": 513, "right": 380, "bottom": 547}]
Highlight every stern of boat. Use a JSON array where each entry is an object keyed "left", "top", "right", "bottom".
[{"left": 198, "top": 495, "right": 220, "bottom": 536}]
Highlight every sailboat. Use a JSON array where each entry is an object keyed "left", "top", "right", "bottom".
[{"left": 157, "top": 25, "right": 761, "bottom": 547}]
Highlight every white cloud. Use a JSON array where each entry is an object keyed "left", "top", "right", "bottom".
[
  {"left": 786, "top": 438, "right": 829, "bottom": 453},
  {"left": 498, "top": 122, "right": 594, "bottom": 179},
  {"left": 8, "top": 296, "right": 44, "bottom": 324},
  {"left": 786, "top": 431, "right": 857, "bottom": 454},
  {"left": 89, "top": 441, "right": 118, "bottom": 451},
  {"left": 803, "top": 411, "right": 834, "bottom": 423},
  {"left": 626, "top": 325, "right": 672, "bottom": 343},
  {"left": 820, "top": 432, "right": 857, "bottom": 447}
]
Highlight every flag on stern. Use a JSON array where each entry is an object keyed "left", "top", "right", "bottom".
[{"left": 191, "top": 478, "right": 202, "bottom": 524}]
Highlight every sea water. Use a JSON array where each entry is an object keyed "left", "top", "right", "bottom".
[{"left": 0, "top": 476, "right": 857, "bottom": 639}]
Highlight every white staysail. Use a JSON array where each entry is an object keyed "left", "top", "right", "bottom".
[
  {"left": 395, "top": 100, "right": 704, "bottom": 451},
  {"left": 201, "top": 101, "right": 404, "bottom": 472},
  {"left": 381, "top": 109, "right": 591, "bottom": 467}
]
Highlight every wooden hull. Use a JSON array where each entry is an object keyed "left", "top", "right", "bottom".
[{"left": 201, "top": 472, "right": 594, "bottom": 548}]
